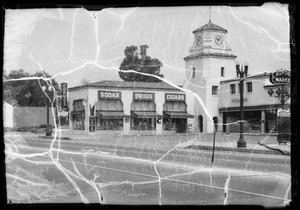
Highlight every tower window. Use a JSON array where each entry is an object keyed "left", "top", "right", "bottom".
[
  {"left": 192, "top": 67, "right": 195, "bottom": 78},
  {"left": 230, "top": 84, "right": 236, "bottom": 94},
  {"left": 221, "top": 67, "right": 225, "bottom": 77},
  {"left": 212, "top": 86, "right": 218, "bottom": 95},
  {"left": 247, "top": 82, "right": 252, "bottom": 92}
]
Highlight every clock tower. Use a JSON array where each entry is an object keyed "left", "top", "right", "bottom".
[{"left": 184, "top": 20, "right": 237, "bottom": 133}]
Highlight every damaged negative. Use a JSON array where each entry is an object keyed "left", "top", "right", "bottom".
[{"left": 3, "top": 4, "right": 291, "bottom": 206}]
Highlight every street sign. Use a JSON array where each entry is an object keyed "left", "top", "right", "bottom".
[{"left": 269, "top": 69, "right": 291, "bottom": 84}]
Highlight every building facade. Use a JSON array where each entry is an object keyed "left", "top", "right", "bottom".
[
  {"left": 218, "top": 73, "right": 289, "bottom": 133},
  {"left": 183, "top": 20, "right": 237, "bottom": 133},
  {"left": 68, "top": 81, "right": 195, "bottom": 135},
  {"left": 184, "top": 20, "right": 290, "bottom": 134}
]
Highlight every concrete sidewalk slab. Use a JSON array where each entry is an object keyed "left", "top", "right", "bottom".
[{"left": 30, "top": 130, "right": 291, "bottom": 156}]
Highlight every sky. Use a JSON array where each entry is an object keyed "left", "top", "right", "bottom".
[{"left": 3, "top": 3, "right": 290, "bottom": 88}]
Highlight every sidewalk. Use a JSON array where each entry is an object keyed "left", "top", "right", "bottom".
[{"left": 31, "top": 129, "right": 291, "bottom": 156}]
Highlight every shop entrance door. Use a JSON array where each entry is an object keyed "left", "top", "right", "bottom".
[{"left": 175, "top": 118, "right": 187, "bottom": 133}]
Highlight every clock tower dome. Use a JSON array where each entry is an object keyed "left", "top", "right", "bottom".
[{"left": 184, "top": 19, "right": 237, "bottom": 133}]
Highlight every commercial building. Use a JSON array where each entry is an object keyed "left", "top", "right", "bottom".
[
  {"left": 218, "top": 73, "right": 289, "bottom": 133},
  {"left": 183, "top": 19, "right": 290, "bottom": 134},
  {"left": 68, "top": 80, "right": 194, "bottom": 135}
]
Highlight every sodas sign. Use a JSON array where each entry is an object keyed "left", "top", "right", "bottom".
[
  {"left": 269, "top": 70, "right": 291, "bottom": 84},
  {"left": 98, "top": 91, "right": 121, "bottom": 99}
]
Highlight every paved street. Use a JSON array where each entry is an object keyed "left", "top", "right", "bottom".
[{"left": 4, "top": 131, "right": 291, "bottom": 205}]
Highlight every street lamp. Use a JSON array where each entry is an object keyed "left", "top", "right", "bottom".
[
  {"left": 42, "top": 85, "right": 53, "bottom": 136},
  {"left": 236, "top": 60, "right": 248, "bottom": 148}
]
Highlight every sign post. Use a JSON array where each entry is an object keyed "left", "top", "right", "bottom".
[
  {"left": 269, "top": 69, "right": 291, "bottom": 145},
  {"left": 61, "top": 83, "right": 68, "bottom": 110}
]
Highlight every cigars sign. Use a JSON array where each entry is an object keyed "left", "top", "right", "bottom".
[
  {"left": 98, "top": 91, "right": 121, "bottom": 100},
  {"left": 165, "top": 93, "right": 185, "bottom": 101}
]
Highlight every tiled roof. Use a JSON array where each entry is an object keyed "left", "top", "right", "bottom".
[
  {"left": 69, "top": 80, "right": 183, "bottom": 91},
  {"left": 193, "top": 21, "right": 228, "bottom": 33}
]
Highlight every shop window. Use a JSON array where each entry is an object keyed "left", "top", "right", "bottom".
[
  {"left": 212, "top": 86, "right": 218, "bottom": 95},
  {"left": 230, "top": 84, "right": 236, "bottom": 94},
  {"left": 73, "top": 115, "right": 85, "bottom": 130},
  {"left": 96, "top": 118, "right": 123, "bottom": 130},
  {"left": 221, "top": 67, "right": 225, "bottom": 77},
  {"left": 247, "top": 82, "right": 253, "bottom": 92},
  {"left": 131, "top": 118, "right": 156, "bottom": 130},
  {"left": 163, "top": 118, "right": 176, "bottom": 131}
]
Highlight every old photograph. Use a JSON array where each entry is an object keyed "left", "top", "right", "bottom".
[{"left": 3, "top": 3, "right": 292, "bottom": 206}]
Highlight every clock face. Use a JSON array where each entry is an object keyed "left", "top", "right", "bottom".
[
  {"left": 195, "top": 36, "right": 203, "bottom": 47},
  {"left": 214, "top": 34, "right": 224, "bottom": 46}
]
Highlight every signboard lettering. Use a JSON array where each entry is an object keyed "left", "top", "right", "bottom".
[
  {"left": 270, "top": 70, "right": 291, "bottom": 84},
  {"left": 61, "top": 83, "right": 68, "bottom": 110},
  {"left": 165, "top": 93, "right": 185, "bottom": 101},
  {"left": 98, "top": 91, "right": 121, "bottom": 100},
  {"left": 133, "top": 92, "right": 154, "bottom": 101}
]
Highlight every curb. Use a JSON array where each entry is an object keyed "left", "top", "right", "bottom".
[
  {"left": 33, "top": 135, "right": 290, "bottom": 156},
  {"left": 186, "top": 145, "right": 290, "bottom": 156}
]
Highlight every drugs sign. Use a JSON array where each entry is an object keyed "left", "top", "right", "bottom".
[{"left": 269, "top": 70, "right": 291, "bottom": 84}]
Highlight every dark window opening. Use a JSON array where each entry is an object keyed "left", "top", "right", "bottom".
[
  {"left": 221, "top": 67, "right": 225, "bottom": 77},
  {"left": 230, "top": 84, "right": 236, "bottom": 94},
  {"left": 247, "top": 82, "right": 253, "bottom": 92},
  {"left": 192, "top": 68, "right": 195, "bottom": 78},
  {"left": 212, "top": 86, "right": 218, "bottom": 95}
]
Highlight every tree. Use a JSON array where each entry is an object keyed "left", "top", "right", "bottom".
[
  {"left": 119, "top": 45, "right": 164, "bottom": 82},
  {"left": 81, "top": 78, "right": 90, "bottom": 85},
  {"left": 3, "top": 69, "right": 61, "bottom": 107}
]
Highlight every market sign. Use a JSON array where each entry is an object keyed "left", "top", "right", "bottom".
[
  {"left": 133, "top": 92, "right": 154, "bottom": 101},
  {"left": 165, "top": 93, "right": 185, "bottom": 101},
  {"left": 61, "top": 83, "right": 68, "bottom": 110},
  {"left": 269, "top": 69, "right": 291, "bottom": 84},
  {"left": 98, "top": 91, "right": 121, "bottom": 100}
]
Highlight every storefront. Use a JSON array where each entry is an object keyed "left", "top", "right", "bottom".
[
  {"left": 130, "top": 92, "right": 162, "bottom": 131},
  {"left": 94, "top": 90, "right": 129, "bottom": 131},
  {"left": 68, "top": 80, "right": 195, "bottom": 135},
  {"left": 163, "top": 93, "right": 194, "bottom": 133}
]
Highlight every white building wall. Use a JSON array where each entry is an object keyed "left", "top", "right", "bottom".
[
  {"left": 219, "top": 77, "right": 281, "bottom": 108},
  {"left": 3, "top": 102, "right": 14, "bottom": 128}
]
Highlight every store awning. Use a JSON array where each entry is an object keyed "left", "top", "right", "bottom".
[
  {"left": 71, "top": 110, "right": 85, "bottom": 116},
  {"left": 219, "top": 104, "right": 282, "bottom": 112},
  {"left": 131, "top": 111, "right": 163, "bottom": 118},
  {"left": 96, "top": 110, "right": 129, "bottom": 118},
  {"left": 163, "top": 111, "right": 194, "bottom": 118}
]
